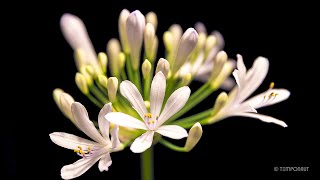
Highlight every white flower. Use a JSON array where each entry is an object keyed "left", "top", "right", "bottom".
[
  {"left": 210, "top": 55, "right": 290, "bottom": 127},
  {"left": 105, "top": 72, "right": 190, "bottom": 153},
  {"left": 49, "top": 102, "right": 121, "bottom": 179}
]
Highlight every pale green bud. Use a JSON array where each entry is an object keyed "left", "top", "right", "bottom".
[
  {"left": 75, "top": 73, "right": 89, "bottom": 94},
  {"left": 79, "top": 66, "right": 93, "bottom": 85},
  {"left": 205, "top": 35, "right": 217, "bottom": 55},
  {"left": 98, "top": 52, "right": 108, "bottom": 74},
  {"left": 184, "top": 122, "right": 203, "bottom": 152},
  {"left": 211, "top": 92, "right": 228, "bottom": 116},
  {"left": 146, "top": 11, "right": 158, "bottom": 31},
  {"left": 119, "top": 9, "right": 130, "bottom": 53},
  {"left": 107, "top": 38, "right": 121, "bottom": 77},
  {"left": 107, "top": 77, "right": 118, "bottom": 102},
  {"left": 98, "top": 75, "right": 108, "bottom": 89},
  {"left": 181, "top": 73, "right": 192, "bottom": 86},
  {"left": 163, "top": 31, "right": 173, "bottom": 52},
  {"left": 209, "top": 51, "right": 228, "bottom": 81},
  {"left": 144, "top": 23, "right": 156, "bottom": 60},
  {"left": 53, "top": 89, "right": 76, "bottom": 122},
  {"left": 210, "top": 61, "right": 234, "bottom": 89},
  {"left": 118, "top": 52, "right": 126, "bottom": 70},
  {"left": 150, "top": 36, "right": 158, "bottom": 62},
  {"left": 142, "top": 59, "right": 152, "bottom": 80},
  {"left": 144, "top": 101, "right": 150, "bottom": 110},
  {"left": 74, "top": 49, "right": 86, "bottom": 70},
  {"left": 156, "top": 58, "right": 170, "bottom": 78}
]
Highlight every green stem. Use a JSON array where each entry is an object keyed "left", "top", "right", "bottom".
[
  {"left": 159, "top": 139, "right": 186, "bottom": 152},
  {"left": 89, "top": 85, "right": 109, "bottom": 103},
  {"left": 126, "top": 54, "right": 134, "bottom": 82},
  {"left": 141, "top": 147, "right": 154, "bottom": 180},
  {"left": 133, "top": 69, "right": 142, "bottom": 93},
  {"left": 143, "top": 65, "right": 154, "bottom": 100},
  {"left": 177, "top": 117, "right": 211, "bottom": 129},
  {"left": 86, "top": 94, "right": 103, "bottom": 108},
  {"left": 171, "top": 109, "right": 212, "bottom": 126},
  {"left": 167, "top": 83, "right": 216, "bottom": 122},
  {"left": 121, "top": 69, "right": 127, "bottom": 80}
]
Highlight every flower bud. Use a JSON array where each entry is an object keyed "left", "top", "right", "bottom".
[
  {"left": 212, "top": 92, "right": 228, "bottom": 115},
  {"left": 53, "top": 89, "right": 76, "bottom": 122},
  {"left": 98, "top": 75, "right": 108, "bottom": 89},
  {"left": 163, "top": 31, "right": 173, "bottom": 52},
  {"left": 194, "top": 22, "right": 207, "bottom": 35},
  {"left": 98, "top": 52, "right": 108, "bottom": 74},
  {"left": 144, "top": 23, "right": 156, "bottom": 60},
  {"left": 210, "top": 61, "right": 234, "bottom": 89},
  {"left": 126, "top": 10, "right": 145, "bottom": 70},
  {"left": 118, "top": 9, "right": 130, "bottom": 53},
  {"left": 146, "top": 11, "right": 158, "bottom": 31},
  {"left": 156, "top": 58, "right": 170, "bottom": 78},
  {"left": 181, "top": 73, "right": 192, "bottom": 86},
  {"left": 150, "top": 36, "right": 158, "bottom": 62},
  {"left": 118, "top": 52, "right": 126, "bottom": 70},
  {"left": 107, "top": 38, "right": 121, "bottom": 77},
  {"left": 75, "top": 73, "right": 89, "bottom": 94},
  {"left": 60, "top": 14, "right": 99, "bottom": 71},
  {"left": 184, "top": 122, "right": 202, "bottom": 152},
  {"left": 142, "top": 59, "right": 152, "bottom": 79},
  {"left": 172, "top": 28, "right": 198, "bottom": 74},
  {"left": 107, "top": 77, "right": 119, "bottom": 102}
]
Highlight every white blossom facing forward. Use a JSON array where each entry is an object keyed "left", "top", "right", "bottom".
[
  {"left": 106, "top": 72, "right": 189, "bottom": 153},
  {"left": 49, "top": 102, "right": 122, "bottom": 179},
  {"left": 210, "top": 55, "right": 290, "bottom": 127}
]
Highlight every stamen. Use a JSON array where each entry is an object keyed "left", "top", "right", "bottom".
[
  {"left": 144, "top": 113, "right": 152, "bottom": 118},
  {"left": 269, "top": 82, "right": 274, "bottom": 89},
  {"left": 73, "top": 146, "right": 93, "bottom": 158}
]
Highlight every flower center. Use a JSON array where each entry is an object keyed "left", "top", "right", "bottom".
[
  {"left": 74, "top": 146, "right": 94, "bottom": 158},
  {"left": 144, "top": 113, "right": 159, "bottom": 130}
]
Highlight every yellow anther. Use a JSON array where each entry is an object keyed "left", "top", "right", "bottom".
[
  {"left": 144, "top": 113, "right": 152, "bottom": 118},
  {"left": 151, "top": 120, "right": 155, "bottom": 124},
  {"left": 87, "top": 146, "right": 91, "bottom": 153},
  {"left": 74, "top": 149, "right": 80, "bottom": 153},
  {"left": 77, "top": 146, "right": 82, "bottom": 150},
  {"left": 269, "top": 82, "right": 275, "bottom": 89}
]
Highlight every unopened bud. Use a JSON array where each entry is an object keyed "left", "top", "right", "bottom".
[
  {"left": 163, "top": 31, "right": 173, "bottom": 52},
  {"left": 146, "top": 11, "right": 158, "bottom": 31},
  {"left": 107, "top": 38, "right": 121, "bottom": 77},
  {"left": 118, "top": 9, "right": 130, "bottom": 53},
  {"left": 144, "top": 23, "right": 156, "bottom": 60},
  {"left": 98, "top": 52, "right": 108, "bottom": 73},
  {"left": 142, "top": 59, "right": 152, "bottom": 79},
  {"left": 107, "top": 77, "right": 118, "bottom": 102},
  {"left": 126, "top": 10, "right": 145, "bottom": 70},
  {"left": 150, "top": 36, "right": 158, "bottom": 62},
  {"left": 194, "top": 22, "right": 207, "bottom": 35},
  {"left": 75, "top": 73, "right": 89, "bottom": 94},
  {"left": 173, "top": 28, "right": 198, "bottom": 74},
  {"left": 184, "top": 122, "right": 203, "bottom": 152},
  {"left": 98, "top": 75, "right": 108, "bottom": 89},
  {"left": 212, "top": 92, "right": 228, "bottom": 115},
  {"left": 156, "top": 58, "right": 170, "bottom": 78},
  {"left": 181, "top": 73, "right": 192, "bottom": 86},
  {"left": 118, "top": 52, "right": 126, "bottom": 70},
  {"left": 210, "top": 61, "right": 234, "bottom": 89}
]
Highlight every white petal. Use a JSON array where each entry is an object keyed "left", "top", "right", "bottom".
[
  {"left": 130, "top": 131, "right": 154, "bottom": 153},
  {"left": 150, "top": 72, "right": 166, "bottom": 117},
  {"left": 234, "top": 112, "right": 288, "bottom": 127},
  {"left": 245, "top": 89, "right": 290, "bottom": 109},
  {"left": 98, "top": 153, "right": 112, "bottom": 172},
  {"left": 156, "top": 125, "right": 188, "bottom": 139},
  {"left": 232, "top": 69, "right": 241, "bottom": 87},
  {"left": 157, "top": 86, "right": 191, "bottom": 126},
  {"left": 98, "top": 103, "right": 112, "bottom": 140},
  {"left": 111, "top": 125, "right": 121, "bottom": 148},
  {"left": 71, "top": 102, "right": 107, "bottom": 144},
  {"left": 179, "top": 63, "right": 192, "bottom": 77},
  {"left": 61, "top": 155, "right": 101, "bottom": 179},
  {"left": 105, "top": 112, "right": 147, "bottom": 130},
  {"left": 49, "top": 132, "right": 100, "bottom": 150},
  {"left": 60, "top": 14, "right": 97, "bottom": 66},
  {"left": 239, "top": 57, "right": 269, "bottom": 102},
  {"left": 120, "top": 81, "right": 148, "bottom": 118},
  {"left": 236, "top": 54, "right": 246, "bottom": 77}
]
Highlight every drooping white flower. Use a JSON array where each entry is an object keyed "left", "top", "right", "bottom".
[
  {"left": 209, "top": 55, "right": 290, "bottom": 127},
  {"left": 105, "top": 72, "right": 190, "bottom": 153},
  {"left": 49, "top": 102, "right": 121, "bottom": 179}
]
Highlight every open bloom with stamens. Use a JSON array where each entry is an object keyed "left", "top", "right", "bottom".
[
  {"left": 106, "top": 72, "right": 190, "bottom": 153},
  {"left": 209, "top": 55, "right": 290, "bottom": 127},
  {"left": 49, "top": 102, "right": 122, "bottom": 179}
]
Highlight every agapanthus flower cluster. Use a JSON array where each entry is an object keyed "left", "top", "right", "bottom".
[{"left": 50, "top": 9, "right": 290, "bottom": 179}]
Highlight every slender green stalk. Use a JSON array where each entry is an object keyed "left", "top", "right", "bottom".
[
  {"left": 141, "top": 147, "right": 154, "bottom": 180},
  {"left": 89, "top": 85, "right": 109, "bottom": 103},
  {"left": 159, "top": 139, "right": 186, "bottom": 152},
  {"left": 143, "top": 65, "right": 154, "bottom": 100},
  {"left": 178, "top": 117, "right": 211, "bottom": 129},
  {"left": 126, "top": 54, "right": 134, "bottom": 82},
  {"left": 168, "top": 83, "right": 216, "bottom": 121},
  {"left": 133, "top": 69, "right": 142, "bottom": 93},
  {"left": 86, "top": 94, "right": 103, "bottom": 108},
  {"left": 171, "top": 109, "right": 212, "bottom": 126},
  {"left": 95, "top": 81, "right": 108, "bottom": 96},
  {"left": 121, "top": 70, "right": 127, "bottom": 80}
]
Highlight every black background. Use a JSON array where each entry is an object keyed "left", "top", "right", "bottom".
[{"left": 6, "top": 0, "right": 316, "bottom": 179}]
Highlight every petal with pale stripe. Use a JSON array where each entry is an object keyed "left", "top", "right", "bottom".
[
  {"left": 130, "top": 131, "right": 154, "bottom": 153},
  {"left": 49, "top": 132, "right": 100, "bottom": 150},
  {"left": 245, "top": 89, "right": 290, "bottom": 109},
  {"left": 234, "top": 112, "right": 287, "bottom": 127},
  {"left": 150, "top": 72, "right": 166, "bottom": 117},
  {"left": 98, "top": 153, "right": 112, "bottom": 172},
  {"left": 98, "top": 103, "right": 112, "bottom": 140},
  {"left": 105, "top": 112, "right": 147, "bottom": 130},
  {"left": 156, "top": 125, "right": 188, "bottom": 139}
]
